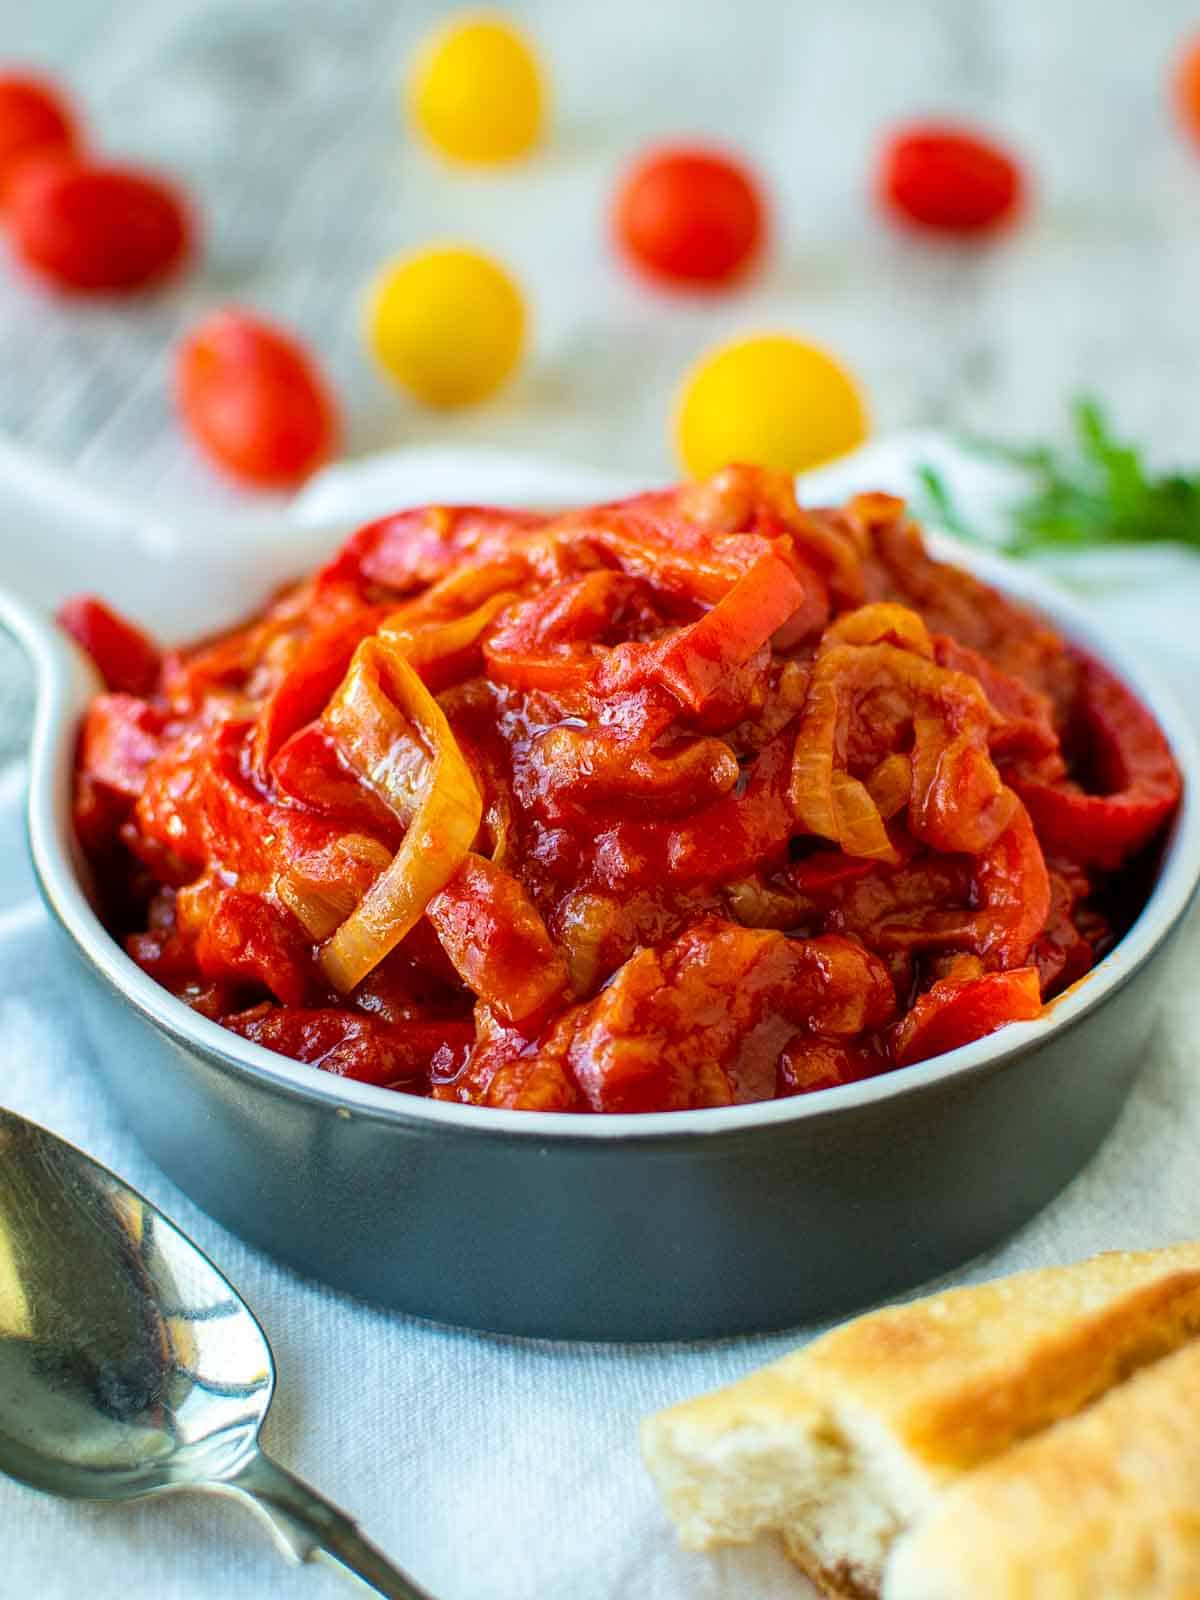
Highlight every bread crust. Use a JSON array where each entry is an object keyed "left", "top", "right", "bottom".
[
  {"left": 885, "top": 1338, "right": 1200, "bottom": 1599},
  {"left": 642, "top": 1242, "right": 1200, "bottom": 1599},
  {"left": 799, "top": 1245, "right": 1200, "bottom": 1476}
]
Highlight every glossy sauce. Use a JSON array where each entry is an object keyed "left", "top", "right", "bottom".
[{"left": 67, "top": 468, "right": 1181, "bottom": 1113}]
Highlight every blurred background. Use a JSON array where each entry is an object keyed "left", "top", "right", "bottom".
[{"left": 6, "top": 0, "right": 1200, "bottom": 511}]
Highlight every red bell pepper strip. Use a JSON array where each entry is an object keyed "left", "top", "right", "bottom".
[
  {"left": 1012, "top": 657, "right": 1181, "bottom": 870},
  {"left": 57, "top": 595, "right": 161, "bottom": 696},
  {"left": 223, "top": 1006, "right": 473, "bottom": 1089},
  {"left": 892, "top": 966, "right": 1042, "bottom": 1066},
  {"left": 648, "top": 552, "right": 811, "bottom": 713},
  {"left": 427, "top": 854, "right": 568, "bottom": 1025},
  {"left": 974, "top": 803, "right": 1051, "bottom": 968}
]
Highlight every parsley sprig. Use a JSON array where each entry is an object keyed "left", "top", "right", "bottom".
[{"left": 918, "top": 398, "right": 1200, "bottom": 556}]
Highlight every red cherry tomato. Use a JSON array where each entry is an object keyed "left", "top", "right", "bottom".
[
  {"left": 0, "top": 72, "right": 81, "bottom": 203},
  {"left": 8, "top": 159, "right": 193, "bottom": 291},
  {"left": 175, "top": 309, "right": 338, "bottom": 488},
  {"left": 57, "top": 595, "right": 161, "bottom": 696},
  {"left": 1173, "top": 36, "right": 1200, "bottom": 148},
  {"left": 877, "top": 123, "right": 1025, "bottom": 236},
  {"left": 613, "top": 144, "right": 766, "bottom": 288}
]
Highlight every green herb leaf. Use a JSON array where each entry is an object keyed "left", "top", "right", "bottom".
[{"left": 917, "top": 398, "right": 1200, "bottom": 557}]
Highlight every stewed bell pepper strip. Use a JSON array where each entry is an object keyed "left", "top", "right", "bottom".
[
  {"left": 650, "top": 550, "right": 811, "bottom": 712},
  {"left": 319, "top": 638, "right": 482, "bottom": 993},
  {"left": 1012, "top": 656, "right": 1181, "bottom": 870},
  {"left": 892, "top": 966, "right": 1042, "bottom": 1066},
  {"left": 974, "top": 802, "right": 1051, "bottom": 969},
  {"left": 57, "top": 595, "right": 161, "bottom": 697},
  {"left": 595, "top": 550, "right": 812, "bottom": 712},
  {"left": 484, "top": 570, "right": 649, "bottom": 698},
  {"left": 427, "top": 853, "right": 569, "bottom": 1024}
]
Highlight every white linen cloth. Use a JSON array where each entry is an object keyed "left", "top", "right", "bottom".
[{"left": 2, "top": 437, "right": 1200, "bottom": 1600}]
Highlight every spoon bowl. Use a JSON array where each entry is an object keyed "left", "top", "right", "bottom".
[{"left": 0, "top": 1105, "right": 431, "bottom": 1598}]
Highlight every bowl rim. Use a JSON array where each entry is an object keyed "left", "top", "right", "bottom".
[{"left": 14, "top": 524, "right": 1200, "bottom": 1145}]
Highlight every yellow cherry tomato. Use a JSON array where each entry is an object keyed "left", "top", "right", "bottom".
[
  {"left": 365, "top": 245, "right": 526, "bottom": 408},
  {"left": 675, "top": 334, "right": 868, "bottom": 479},
  {"left": 407, "top": 12, "right": 546, "bottom": 165}
]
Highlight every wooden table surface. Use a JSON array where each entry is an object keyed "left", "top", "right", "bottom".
[{"left": 7, "top": 0, "right": 1200, "bottom": 510}]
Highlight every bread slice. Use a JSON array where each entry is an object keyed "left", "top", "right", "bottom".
[
  {"left": 641, "top": 1244, "right": 1200, "bottom": 1598},
  {"left": 885, "top": 1337, "right": 1200, "bottom": 1599}
]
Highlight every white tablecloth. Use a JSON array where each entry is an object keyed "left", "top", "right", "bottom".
[
  {"left": 2, "top": 436, "right": 1200, "bottom": 1600},
  {"left": 7, "top": 0, "right": 1200, "bottom": 1587}
]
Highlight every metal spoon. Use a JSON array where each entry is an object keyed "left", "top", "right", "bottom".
[{"left": 0, "top": 1104, "right": 433, "bottom": 1598}]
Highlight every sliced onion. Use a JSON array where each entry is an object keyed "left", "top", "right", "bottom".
[
  {"left": 790, "top": 670, "right": 839, "bottom": 839},
  {"left": 823, "top": 601, "right": 932, "bottom": 657},
  {"left": 323, "top": 642, "right": 428, "bottom": 824},
  {"left": 416, "top": 558, "right": 525, "bottom": 611},
  {"left": 867, "top": 752, "right": 912, "bottom": 819},
  {"left": 792, "top": 638, "right": 1014, "bottom": 860},
  {"left": 319, "top": 639, "right": 482, "bottom": 993},
  {"left": 829, "top": 771, "right": 898, "bottom": 863},
  {"left": 277, "top": 833, "right": 392, "bottom": 941},
  {"left": 380, "top": 589, "right": 517, "bottom": 676}
]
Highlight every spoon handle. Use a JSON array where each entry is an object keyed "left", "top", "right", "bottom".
[{"left": 218, "top": 1449, "right": 435, "bottom": 1599}]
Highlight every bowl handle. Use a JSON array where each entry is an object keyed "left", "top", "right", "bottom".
[
  {"left": 0, "top": 437, "right": 180, "bottom": 608},
  {"left": 0, "top": 586, "right": 98, "bottom": 699},
  {"left": 0, "top": 586, "right": 101, "bottom": 901}
]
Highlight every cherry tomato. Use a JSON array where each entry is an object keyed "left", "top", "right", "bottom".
[
  {"left": 676, "top": 334, "right": 868, "bottom": 478},
  {"left": 613, "top": 145, "right": 766, "bottom": 289},
  {"left": 1173, "top": 35, "right": 1200, "bottom": 148},
  {"left": 0, "top": 72, "right": 82, "bottom": 203},
  {"left": 365, "top": 245, "right": 525, "bottom": 408},
  {"left": 407, "top": 13, "right": 546, "bottom": 164},
  {"left": 175, "top": 310, "right": 337, "bottom": 488},
  {"left": 8, "top": 159, "right": 193, "bottom": 291},
  {"left": 57, "top": 595, "right": 160, "bottom": 696},
  {"left": 877, "top": 123, "right": 1025, "bottom": 236}
]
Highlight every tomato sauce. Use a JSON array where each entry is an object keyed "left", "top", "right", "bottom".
[{"left": 66, "top": 468, "right": 1182, "bottom": 1112}]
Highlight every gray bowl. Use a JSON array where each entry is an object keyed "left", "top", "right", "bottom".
[{"left": 6, "top": 537, "right": 1198, "bottom": 1342}]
